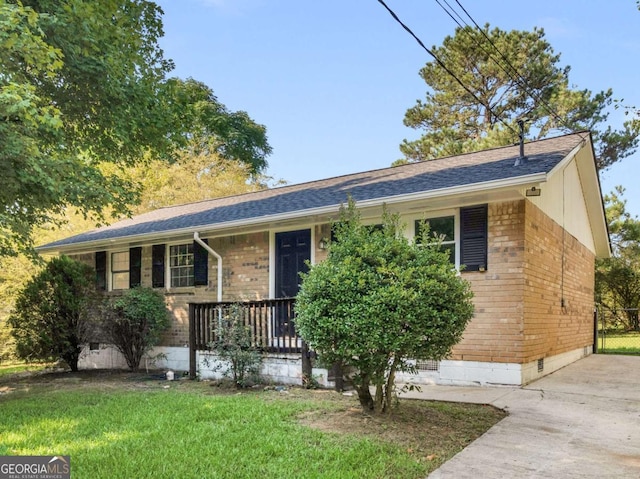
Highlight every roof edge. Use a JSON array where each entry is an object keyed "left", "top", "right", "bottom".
[{"left": 38, "top": 172, "right": 547, "bottom": 254}]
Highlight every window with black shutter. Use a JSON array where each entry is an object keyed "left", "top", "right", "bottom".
[
  {"left": 152, "top": 244, "right": 166, "bottom": 288},
  {"left": 460, "top": 204, "right": 488, "bottom": 272},
  {"left": 129, "top": 247, "right": 142, "bottom": 288},
  {"left": 193, "top": 239, "right": 209, "bottom": 286},
  {"left": 95, "top": 251, "right": 107, "bottom": 291}
]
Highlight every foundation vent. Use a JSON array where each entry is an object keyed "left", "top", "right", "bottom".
[
  {"left": 416, "top": 360, "right": 440, "bottom": 372},
  {"left": 537, "top": 358, "right": 544, "bottom": 373}
]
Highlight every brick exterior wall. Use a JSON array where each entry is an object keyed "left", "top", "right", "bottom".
[
  {"left": 522, "top": 201, "right": 595, "bottom": 362},
  {"left": 160, "top": 232, "right": 270, "bottom": 347},
  {"left": 450, "top": 200, "right": 526, "bottom": 362},
  {"left": 449, "top": 199, "right": 595, "bottom": 365},
  {"left": 70, "top": 200, "right": 596, "bottom": 364}
]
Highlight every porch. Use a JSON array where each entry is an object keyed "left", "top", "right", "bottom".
[{"left": 188, "top": 298, "right": 306, "bottom": 379}]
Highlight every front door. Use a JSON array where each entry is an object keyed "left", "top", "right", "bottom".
[
  {"left": 275, "top": 229, "right": 311, "bottom": 336},
  {"left": 275, "top": 229, "right": 311, "bottom": 298}
]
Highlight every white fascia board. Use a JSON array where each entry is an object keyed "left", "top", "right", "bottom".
[
  {"left": 41, "top": 173, "right": 547, "bottom": 254},
  {"left": 546, "top": 138, "right": 587, "bottom": 177}
]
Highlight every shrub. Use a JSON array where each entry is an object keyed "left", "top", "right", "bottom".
[
  {"left": 101, "top": 287, "right": 170, "bottom": 370},
  {"left": 8, "top": 256, "right": 99, "bottom": 371},
  {"left": 208, "top": 304, "right": 263, "bottom": 388},
  {"left": 296, "top": 199, "right": 475, "bottom": 413}
]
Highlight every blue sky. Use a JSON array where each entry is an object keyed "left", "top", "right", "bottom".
[{"left": 155, "top": 0, "right": 640, "bottom": 217}]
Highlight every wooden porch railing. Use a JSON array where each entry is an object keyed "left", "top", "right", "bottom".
[{"left": 188, "top": 298, "right": 301, "bottom": 379}]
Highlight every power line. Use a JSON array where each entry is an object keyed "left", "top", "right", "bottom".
[
  {"left": 449, "top": 0, "right": 588, "bottom": 141},
  {"left": 435, "top": 0, "right": 547, "bottom": 120},
  {"left": 376, "top": 0, "right": 519, "bottom": 137}
]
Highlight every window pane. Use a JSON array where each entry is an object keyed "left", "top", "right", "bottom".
[
  {"left": 415, "top": 216, "right": 455, "bottom": 243},
  {"left": 415, "top": 217, "right": 456, "bottom": 265},
  {"left": 111, "top": 251, "right": 129, "bottom": 272},
  {"left": 112, "top": 272, "right": 129, "bottom": 290},
  {"left": 111, "top": 251, "right": 130, "bottom": 290},
  {"left": 170, "top": 244, "right": 194, "bottom": 287},
  {"left": 427, "top": 216, "right": 454, "bottom": 242}
]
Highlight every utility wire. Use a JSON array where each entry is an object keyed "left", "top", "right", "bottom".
[
  {"left": 450, "top": 0, "right": 588, "bottom": 141},
  {"left": 435, "top": 0, "right": 530, "bottom": 123},
  {"left": 376, "top": 0, "right": 519, "bottom": 137}
]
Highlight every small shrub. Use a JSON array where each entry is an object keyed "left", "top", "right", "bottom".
[
  {"left": 101, "top": 287, "right": 170, "bottom": 370},
  {"left": 208, "top": 304, "right": 263, "bottom": 388}
]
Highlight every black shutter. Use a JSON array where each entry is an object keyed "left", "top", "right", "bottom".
[
  {"left": 95, "top": 251, "right": 107, "bottom": 291},
  {"left": 193, "top": 239, "right": 208, "bottom": 286},
  {"left": 152, "top": 244, "right": 166, "bottom": 288},
  {"left": 129, "top": 247, "right": 142, "bottom": 288},
  {"left": 460, "top": 205, "right": 488, "bottom": 272}
]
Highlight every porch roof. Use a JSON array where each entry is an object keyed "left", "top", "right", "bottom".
[{"left": 39, "top": 132, "right": 592, "bottom": 252}]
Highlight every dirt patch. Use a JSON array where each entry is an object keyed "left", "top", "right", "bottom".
[{"left": 296, "top": 392, "right": 506, "bottom": 467}]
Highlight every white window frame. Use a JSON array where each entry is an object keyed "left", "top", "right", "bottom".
[
  {"left": 110, "top": 250, "right": 130, "bottom": 291},
  {"left": 406, "top": 208, "right": 460, "bottom": 269},
  {"left": 167, "top": 242, "right": 195, "bottom": 289}
]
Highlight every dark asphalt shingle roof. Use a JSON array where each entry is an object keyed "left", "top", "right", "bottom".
[{"left": 39, "top": 132, "right": 588, "bottom": 250}]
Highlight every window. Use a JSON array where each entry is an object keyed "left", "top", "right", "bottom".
[
  {"left": 170, "top": 243, "right": 194, "bottom": 287},
  {"left": 415, "top": 216, "right": 456, "bottom": 265},
  {"left": 111, "top": 251, "right": 130, "bottom": 290}
]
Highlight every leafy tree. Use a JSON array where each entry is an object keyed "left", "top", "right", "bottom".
[
  {"left": 295, "top": 199, "right": 474, "bottom": 413},
  {"left": 1, "top": 1, "right": 271, "bottom": 258},
  {"left": 0, "top": 149, "right": 264, "bottom": 362},
  {"left": 8, "top": 256, "right": 99, "bottom": 371},
  {"left": 0, "top": 317, "right": 15, "bottom": 363},
  {"left": 101, "top": 287, "right": 170, "bottom": 370},
  {"left": 126, "top": 152, "right": 266, "bottom": 214},
  {"left": 400, "top": 24, "right": 638, "bottom": 170},
  {"left": 161, "top": 78, "right": 272, "bottom": 175},
  {"left": 596, "top": 187, "right": 640, "bottom": 330}
]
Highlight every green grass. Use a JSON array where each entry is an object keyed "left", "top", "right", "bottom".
[
  {"left": 0, "top": 386, "right": 420, "bottom": 478},
  {"left": 0, "top": 372, "right": 505, "bottom": 478},
  {"left": 0, "top": 361, "right": 52, "bottom": 377},
  {"left": 598, "top": 331, "right": 640, "bottom": 354}
]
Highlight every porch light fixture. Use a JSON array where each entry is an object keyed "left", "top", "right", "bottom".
[
  {"left": 525, "top": 186, "right": 541, "bottom": 197},
  {"left": 318, "top": 237, "right": 329, "bottom": 250}
]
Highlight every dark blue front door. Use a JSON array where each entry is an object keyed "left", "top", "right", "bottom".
[
  {"left": 275, "top": 229, "right": 310, "bottom": 335},
  {"left": 275, "top": 229, "right": 311, "bottom": 298}
]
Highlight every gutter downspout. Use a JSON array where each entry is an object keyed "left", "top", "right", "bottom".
[{"left": 193, "top": 232, "right": 222, "bottom": 302}]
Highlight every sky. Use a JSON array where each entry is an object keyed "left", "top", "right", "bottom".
[{"left": 155, "top": 0, "right": 640, "bottom": 217}]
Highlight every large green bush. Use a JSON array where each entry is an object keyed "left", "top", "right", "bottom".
[
  {"left": 8, "top": 256, "right": 99, "bottom": 371},
  {"left": 101, "top": 287, "right": 170, "bottom": 370},
  {"left": 296, "top": 199, "right": 475, "bottom": 413}
]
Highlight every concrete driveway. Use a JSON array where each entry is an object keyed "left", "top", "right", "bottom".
[{"left": 402, "top": 355, "right": 640, "bottom": 478}]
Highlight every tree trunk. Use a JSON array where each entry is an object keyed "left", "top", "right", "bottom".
[
  {"left": 354, "top": 373, "right": 375, "bottom": 411},
  {"left": 382, "top": 357, "right": 400, "bottom": 413},
  {"left": 301, "top": 341, "right": 312, "bottom": 382},
  {"left": 66, "top": 354, "right": 79, "bottom": 372}
]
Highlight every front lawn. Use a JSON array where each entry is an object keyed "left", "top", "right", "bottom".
[{"left": 0, "top": 372, "right": 506, "bottom": 478}]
